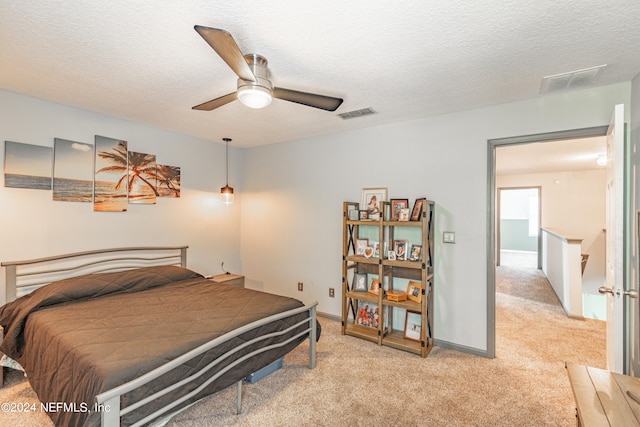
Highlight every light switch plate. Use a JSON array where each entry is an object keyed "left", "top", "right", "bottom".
[{"left": 443, "top": 231, "right": 455, "bottom": 243}]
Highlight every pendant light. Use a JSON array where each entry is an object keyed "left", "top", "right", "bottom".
[{"left": 220, "top": 137, "right": 234, "bottom": 204}]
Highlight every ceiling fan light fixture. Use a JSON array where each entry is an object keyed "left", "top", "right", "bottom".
[{"left": 237, "top": 84, "right": 272, "bottom": 109}]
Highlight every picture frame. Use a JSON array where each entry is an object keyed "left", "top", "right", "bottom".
[
  {"left": 372, "top": 241, "right": 380, "bottom": 258},
  {"left": 352, "top": 273, "right": 368, "bottom": 292},
  {"left": 411, "top": 198, "right": 426, "bottom": 221},
  {"left": 348, "top": 208, "right": 359, "bottom": 221},
  {"left": 355, "top": 300, "right": 379, "bottom": 328},
  {"left": 394, "top": 239, "right": 409, "bottom": 260},
  {"left": 387, "top": 250, "right": 396, "bottom": 261},
  {"left": 358, "top": 210, "right": 369, "bottom": 220},
  {"left": 403, "top": 310, "right": 422, "bottom": 342},
  {"left": 409, "top": 244, "right": 422, "bottom": 261},
  {"left": 406, "top": 281, "right": 422, "bottom": 303},
  {"left": 368, "top": 278, "right": 380, "bottom": 295},
  {"left": 363, "top": 247, "right": 374, "bottom": 258},
  {"left": 355, "top": 238, "right": 369, "bottom": 255},
  {"left": 361, "top": 187, "right": 387, "bottom": 217},
  {"left": 398, "top": 208, "right": 410, "bottom": 221},
  {"left": 390, "top": 199, "right": 409, "bottom": 220}
]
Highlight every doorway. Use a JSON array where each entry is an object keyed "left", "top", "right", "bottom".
[{"left": 486, "top": 125, "right": 609, "bottom": 359}]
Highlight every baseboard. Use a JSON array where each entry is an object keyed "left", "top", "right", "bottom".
[
  {"left": 434, "top": 339, "right": 491, "bottom": 358},
  {"left": 317, "top": 311, "right": 340, "bottom": 323},
  {"left": 317, "top": 311, "right": 492, "bottom": 358}
]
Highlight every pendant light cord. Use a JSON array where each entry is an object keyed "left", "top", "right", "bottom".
[{"left": 223, "top": 137, "right": 231, "bottom": 186}]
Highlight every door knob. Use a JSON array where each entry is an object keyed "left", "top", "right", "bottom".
[
  {"left": 598, "top": 286, "right": 614, "bottom": 295},
  {"left": 624, "top": 289, "right": 639, "bottom": 298}
]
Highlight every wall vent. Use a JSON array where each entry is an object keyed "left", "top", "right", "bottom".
[
  {"left": 337, "top": 107, "right": 376, "bottom": 120},
  {"left": 539, "top": 64, "right": 607, "bottom": 94}
]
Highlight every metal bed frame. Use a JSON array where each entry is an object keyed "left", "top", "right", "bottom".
[{"left": 0, "top": 246, "right": 318, "bottom": 426}]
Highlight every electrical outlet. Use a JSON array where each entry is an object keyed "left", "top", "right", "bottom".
[
  {"left": 298, "top": 282, "right": 303, "bottom": 291},
  {"left": 329, "top": 288, "right": 335, "bottom": 297}
]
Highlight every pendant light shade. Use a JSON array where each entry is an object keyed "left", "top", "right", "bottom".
[{"left": 221, "top": 138, "right": 234, "bottom": 204}]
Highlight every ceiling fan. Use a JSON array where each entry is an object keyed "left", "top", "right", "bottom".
[{"left": 192, "top": 25, "right": 343, "bottom": 112}]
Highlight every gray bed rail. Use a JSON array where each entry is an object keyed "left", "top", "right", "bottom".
[{"left": 98, "top": 301, "right": 318, "bottom": 427}]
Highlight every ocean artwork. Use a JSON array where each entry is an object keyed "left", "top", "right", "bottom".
[
  {"left": 157, "top": 164, "right": 181, "bottom": 198},
  {"left": 128, "top": 151, "right": 157, "bottom": 204},
  {"left": 4, "top": 141, "right": 52, "bottom": 190},
  {"left": 53, "top": 138, "right": 93, "bottom": 202},
  {"left": 94, "top": 136, "right": 128, "bottom": 212}
]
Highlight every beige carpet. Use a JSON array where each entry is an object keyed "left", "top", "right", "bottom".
[{"left": 0, "top": 266, "right": 605, "bottom": 426}]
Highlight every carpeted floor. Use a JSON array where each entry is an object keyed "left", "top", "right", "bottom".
[{"left": 0, "top": 265, "right": 605, "bottom": 426}]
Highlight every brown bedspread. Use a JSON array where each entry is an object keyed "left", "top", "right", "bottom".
[{"left": 0, "top": 266, "right": 316, "bottom": 426}]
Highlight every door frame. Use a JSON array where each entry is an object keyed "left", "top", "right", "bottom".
[
  {"left": 486, "top": 125, "right": 609, "bottom": 359},
  {"left": 497, "top": 186, "right": 542, "bottom": 268}
]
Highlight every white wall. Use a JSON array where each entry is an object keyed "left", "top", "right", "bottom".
[
  {"left": 241, "top": 82, "right": 631, "bottom": 354},
  {"left": 0, "top": 89, "right": 244, "bottom": 295}
]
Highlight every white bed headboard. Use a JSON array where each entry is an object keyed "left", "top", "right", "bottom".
[{"left": 1, "top": 246, "right": 188, "bottom": 304}]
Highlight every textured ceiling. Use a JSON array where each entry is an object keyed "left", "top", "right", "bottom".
[{"left": 1, "top": 1, "right": 640, "bottom": 148}]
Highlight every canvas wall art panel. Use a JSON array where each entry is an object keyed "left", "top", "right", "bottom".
[
  {"left": 127, "top": 151, "right": 157, "bottom": 204},
  {"left": 4, "top": 141, "right": 52, "bottom": 190},
  {"left": 94, "top": 135, "right": 128, "bottom": 212},
  {"left": 53, "top": 138, "right": 93, "bottom": 202},
  {"left": 157, "top": 164, "right": 181, "bottom": 198}
]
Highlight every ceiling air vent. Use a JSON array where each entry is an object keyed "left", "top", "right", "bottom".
[
  {"left": 337, "top": 107, "right": 376, "bottom": 120},
  {"left": 539, "top": 64, "right": 607, "bottom": 94}
]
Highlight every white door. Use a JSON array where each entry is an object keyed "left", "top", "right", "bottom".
[{"left": 602, "top": 103, "right": 626, "bottom": 373}]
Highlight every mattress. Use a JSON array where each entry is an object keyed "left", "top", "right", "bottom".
[{"left": 0, "top": 266, "right": 317, "bottom": 426}]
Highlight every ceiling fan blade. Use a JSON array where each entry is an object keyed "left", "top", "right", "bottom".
[
  {"left": 194, "top": 25, "right": 256, "bottom": 82},
  {"left": 273, "top": 87, "right": 343, "bottom": 111},
  {"left": 192, "top": 92, "right": 237, "bottom": 111}
]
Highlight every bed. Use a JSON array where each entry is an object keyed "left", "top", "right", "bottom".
[{"left": 0, "top": 246, "right": 319, "bottom": 427}]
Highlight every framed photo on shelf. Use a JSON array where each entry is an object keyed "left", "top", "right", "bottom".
[
  {"left": 352, "top": 273, "right": 368, "bottom": 292},
  {"left": 411, "top": 198, "right": 426, "bottom": 221},
  {"left": 387, "top": 250, "right": 396, "bottom": 261},
  {"left": 406, "top": 281, "right": 422, "bottom": 303},
  {"left": 358, "top": 210, "right": 369, "bottom": 220},
  {"left": 355, "top": 238, "right": 369, "bottom": 255},
  {"left": 394, "top": 239, "right": 409, "bottom": 260},
  {"left": 355, "top": 300, "right": 379, "bottom": 328},
  {"left": 390, "top": 199, "right": 409, "bottom": 220},
  {"left": 368, "top": 278, "right": 380, "bottom": 295},
  {"left": 409, "top": 244, "right": 422, "bottom": 261},
  {"left": 363, "top": 247, "right": 374, "bottom": 258},
  {"left": 398, "top": 208, "right": 410, "bottom": 221},
  {"left": 361, "top": 187, "right": 387, "bottom": 217},
  {"left": 404, "top": 310, "right": 421, "bottom": 342}
]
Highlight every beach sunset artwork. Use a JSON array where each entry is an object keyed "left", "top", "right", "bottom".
[
  {"left": 157, "top": 164, "right": 180, "bottom": 198},
  {"left": 4, "top": 141, "right": 52, "bottom": 190},
  {"left": 53, "top": 138, "right": 93, "bottom": 202},
  {"left": 128, "top": 151, "right": 157, "bottom": 204},
  {"left": 94, "top": 135, "right": 128, "bottom": 212}
]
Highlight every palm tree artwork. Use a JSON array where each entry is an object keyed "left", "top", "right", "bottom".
[
  {"left": 93, "top": 135, "right": 181, "bottom": 211},
  {"left": 94, "top": 136, "right": 128, "bottom": 212},
  {"left": 126, "top": 151, "right": 158, "bottom": 204},
  {"left": 157, "top": 164, "right": 181, "bottom": 198}
]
